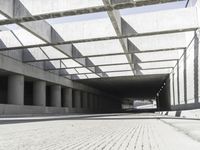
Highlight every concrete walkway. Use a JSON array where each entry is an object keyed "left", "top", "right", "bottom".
[{"left": 0, "top": 113, "right": 200, "bottom": 150}]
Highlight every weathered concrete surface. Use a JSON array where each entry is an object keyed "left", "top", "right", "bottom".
[
  {"left": 33, "top": 80, "right": 46, "bottom": 106},
  {"left": 0, "top": 114, "right": 200, "bottom": 150},
  {"left": 7, "top": 74, "right": 24, "bottom": 105}
]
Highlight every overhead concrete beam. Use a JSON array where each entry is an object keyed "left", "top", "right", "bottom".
[
  {"left": 0, "top": 28, "right": 195, "bottom": 52},
  {"left": 60, "top": 67, "right": 173, "bottom": 76},
  {"left": 103, "top": 0, "right": 134, "bottom": 74},
  {"left": 0, "top": 0, "right": 102, "bottom": 78},
  {"left": 0, "top": 0, "right": 184, "bottom": 25},
  {"left": 47, "top": 59, "right": 178, "bottom": 71},
  {"left": 23, "top": 47, "right": 185, "bottom": 63}
]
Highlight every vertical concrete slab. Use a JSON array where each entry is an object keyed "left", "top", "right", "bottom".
[
  {"left": 8, "top": 74, "right": 24, "bottom": 105},
  {"left": 74, "top": 90, "right": 81, "bottom": 112},
  {"left": 50, "top": 85, "right": 61, "bottom": 107},
  {"left": 93, "top": 95, "right": 98, "bottom": 113},
  {"left": 82, "top": 92, "right": 88, "bottom": 109},
  {"left": 89, "top": 94, "right": 94, "bottom": 113},
  {"left": 62, "top": 87, "right": 72, "bottom": 108},
  {"left": 33, "top": 80, "right": 46, "bottom": 106}
]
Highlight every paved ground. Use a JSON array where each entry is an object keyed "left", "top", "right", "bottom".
[{"left": 0, "top": 113, "right": 200, "bottom": 150}]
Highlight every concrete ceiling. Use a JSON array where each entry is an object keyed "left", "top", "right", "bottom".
[{"left": 78, "top": 74, "right": 168, "bottom": 99}]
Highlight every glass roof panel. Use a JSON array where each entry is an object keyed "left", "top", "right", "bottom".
[
  {"left": 86, "top": 74, "right": 99, "bottom": 79},
  {"left": 141, "top": 68, "right": 172, "bottom": 75},
  {"left": 52, "top": 17, "right": 116, "bottom": 41},
  {"left": 89, "top": 55, "right": 129, "bottom": 65},
  {"left": 50, "top": 60, "right": 60, "bottom": 68},
  {"left": 20, "top": 0, "right": 104, "bottom": 15},
  {"left": 28, "top": 47, "right": 48, "bottom": 60},
  {"left": 62, "top": 59, "right": 82, "bottom": 67},
  {"left": 138, "top": 61, "right": 177, "bottom": 69},
  {"left": 77, "top": 74, "right": 87, "bottom": 79},
  {"left": 107, "top": 71, "right": 134, "bottom": 77},
  {"left": 12, "top": 28, "right": 45, "bottom": 45},
  {"left": 120, "top": 1, "right": 186, "bottom": 15},
  {"left": 76, "top": 68, "right": 91, "bottom": 74},
  {"left": 74, "top": 39, "right": 124, "bottom": 56},
  {"left": 0, "top": 31, "right": 22, "bottom": 47},
  {"left": 100, "top": 64, "right": 131, "bottom": 72},
  {"left": 0, "top": 24, "right": 20, "bottom": 32},
  {"left": 135, "top": 50, "right": 184, "bottom": 62},
  {"left": 122, "top": 7, "right": 197, "bottom": 33},
  {"left": 65, "top": 69, "right": 77, "bottom": 75},
  {"left": 47, "top": 12, "right": 108, "bottom": 24},
  {"left": 41, "top": 46, "right": 68, "bottom": 59},
  {"left": 129, "top": 32, "right": 187, "bottom": 51}
]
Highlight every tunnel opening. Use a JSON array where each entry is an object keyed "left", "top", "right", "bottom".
[
  {"left": 78, "top": 74, "right": 171, "bottom": 113},
  {"left": 121, "top": 98, "right": 157, "bottom": 110}
]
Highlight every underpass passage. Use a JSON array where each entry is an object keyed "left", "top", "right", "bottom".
[
  {"left": 78, "top": 75, "right": 171, "bottom": 112},
  {"left": 0, "top": 113, "right": 200, "bottom": 150}
]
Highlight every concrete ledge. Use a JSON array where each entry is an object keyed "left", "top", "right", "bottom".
[
  {"left": 0, "top": 104, "right": 72, "bottom": 116},
  {"left": 158, "top": 109, "right": 200, "bottom": 119}
]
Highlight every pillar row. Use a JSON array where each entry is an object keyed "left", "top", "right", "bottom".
[
  {"left": 8, "top": 74, "right": 24, "bottom": 105},
  {"left": 33, "top": 80, "right": 46, "bottom": 106},
  {"left": 50, "top": 85, "right": 61, "bottom": 107}
]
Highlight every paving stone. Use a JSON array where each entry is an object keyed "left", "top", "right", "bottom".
[{"left": 0, "top": 114, "right": 200, "bottom": 150}]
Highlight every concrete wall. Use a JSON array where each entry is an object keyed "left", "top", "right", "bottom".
[
  {"left": 157, "top": 78, "right": 171, "bottom": 111},
  {"left": 169, "top": 29, "right": 200, "bottom": 111}
]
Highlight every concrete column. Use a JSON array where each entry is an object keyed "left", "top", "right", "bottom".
[
  {"left": 8, "top": 74, "right": 24, "bottom": 105},
  {"left": 74, "top": 90, "right": 81, "bottom": 112},
  {"left": 94, "top": 95, "right": 98, "bottom": 113},
  {"left": 50, "top": 85, "right": 61, "bottom": 107},
  {"left": 62, "top": 87, "right": 72, "bottom": 108},
  {"left": 88, "top": 93, "right": 94, "bottom": 113},
  {"left": 33, "top": 80, "right": 46, "bottom": 106},
  {"left": 98, "top": 97, "right": 103, "bottom": 113},
  {"left": 82, "top": 92, "right": 88, "bottom": 109}
]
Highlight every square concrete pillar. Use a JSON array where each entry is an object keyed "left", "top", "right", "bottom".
[
  {"left": 93, "top": 95, "right": 98, "bottom": 113},
  {"left": 99, "top": 97, "right": 103, "bottom": 113},
  {"left": 50, "top": 85, "right": 61, "bottom": 107},
  {"left": 33, "top": 80, "right": 46, "bottom": 106},
  {"left": 8, "top": 74, "right": 24, "bottom": 105},
  {"left": 82, "top": 92, "right": 88, "bottom": 109},
  {"left": 62, "top": 87, "right": 72, "bottom": 108},
  {"left": 74, "top": 90, "right": 81, "bottom": 112},
  {"left": 88, "top": 94, "right": 94, "bottom": 113}
]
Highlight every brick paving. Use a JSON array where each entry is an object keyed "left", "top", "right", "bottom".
[{"left": 0, "top": 114, "right": 199, "bottom": 150}]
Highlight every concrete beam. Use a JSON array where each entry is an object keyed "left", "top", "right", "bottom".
[
  {"left": 23, "top": 47, "right": 185, "bottom": 63},
  {"left": 0, "top": 0, "right": 183, "bottom": 25},
  {"left": 0, "top": 0, "right": 102, "bottom": 77},
  {"left": 46, "top": 59, "right": 178, "bottom": 71},
  {"left": 0, "top": 28, "right": 195, "bottom": 52},
  {"left": 103, "top": 0, "right": 134, "bottom": 74}
]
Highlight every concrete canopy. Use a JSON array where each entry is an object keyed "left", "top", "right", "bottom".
[{"left": 0, "top": 0, "right": 198, "bottom": 80}]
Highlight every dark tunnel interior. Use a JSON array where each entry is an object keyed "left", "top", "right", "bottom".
[{"left": 78, "top": 74, "right": 171, "bottom": 112}]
